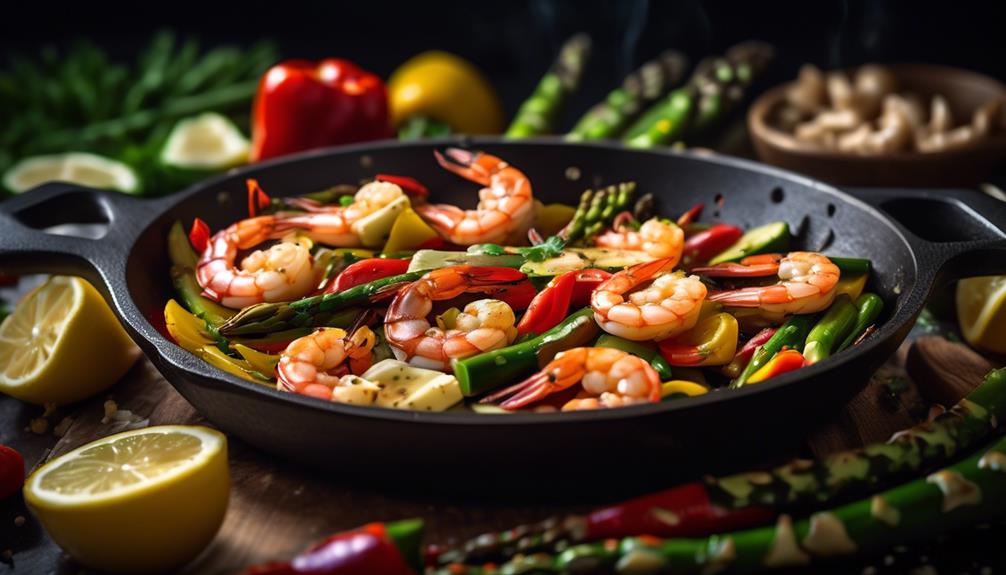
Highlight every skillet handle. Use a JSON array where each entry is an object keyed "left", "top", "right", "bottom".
[
  {"left": 844, "top": 187, "right": 1006, "bottom": 285},
  {"left": 0, "top": 182, "right": 165, "bottom": 295}
]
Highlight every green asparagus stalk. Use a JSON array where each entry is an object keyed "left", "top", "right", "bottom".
[
  {"left": 397, "top": 115, "right": 451, "bottom": 140},
  {"left": 621, "top": 88, "right": 693, "bottom": 148},
  {"left": 830, "top": 257, "right": 871, "bottom": 276},
  {"left": 167, "top": 221, "right": 234, "bottom": 328},
  {"left": 836, "top": 293, "right": 885, "bottom": 352},
  {"left": 217, "top": 271, "right": 424, "bottom": 337},
  {"left": 505, "top": 34, "right": 592, "bottom": 138},
  {"left": 560, "top": 182, "right": 637, "bottom": 243},
  {"left": 453, "top": 307, "right": 598, "bottom": 396},
  {"left": 802, "top": 294, "right": 857, "bottom": 364},
  {"left": 566, "top": 50, "right": 687, "bottom": 141},
  {"left": 595, "top": 334, "right": 673, "bottom": 380},
  {"left": 434, "top": 368, "right": 1006, "bottom": 566},
  {"left": 732, "top": 314, "right": 815, "bottom": 388},
  {"left": 434, "top": 431, "right": 1006, "bottom": 574}
]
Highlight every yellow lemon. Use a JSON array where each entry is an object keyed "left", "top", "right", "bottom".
[
  {"left": 0, "top": 276, "right": 139, "bottom": 405},
  {"left": 956, "top": 276, "right": 1006, "bottom": 354},
  {"left": 24, "top": 425, "right": 229, "bottom": 574}
]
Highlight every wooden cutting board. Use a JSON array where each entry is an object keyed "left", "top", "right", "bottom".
[{"left": 1, "top": 328, "right": 1002, "bottom": 574}]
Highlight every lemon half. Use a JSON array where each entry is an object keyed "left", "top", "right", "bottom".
[
  {"left": 24, "top": 425, "right": 230, "bottom": 574},
  {"left": 0, "top": 276, "right": 139, "bottom": 405},
  {"left": 957, "top": 276, "right": 1006, "bottom": 354}
]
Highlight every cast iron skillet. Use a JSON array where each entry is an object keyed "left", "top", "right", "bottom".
[{"left": 2, "top": 138, "right": 1005, "bottom": 489}]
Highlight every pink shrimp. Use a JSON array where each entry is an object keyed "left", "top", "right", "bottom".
[
  {"left": 415, "top": 148, "right": 534, "bottom": 245},
  {"left": 591, "top": 257, "right": 707, "bottom": 342},
  {"left": 702, "top": 252, "right": 840, "bottom": 315},
  {"left": 481, "top": 347, "right": 662, "bottom": 411},
  {"left": 383, "top": 266, "right": 525, "bottom": 370},
  {"left": 595, "top": 217, "right": 685, "bottom": 262},
  {"left": 277, "top": 180, "right": 406, "bottom": 247},
  {"left": 277, "top": 326, "right": 377, "bottom": 402}
]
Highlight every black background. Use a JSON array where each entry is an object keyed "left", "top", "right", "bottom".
[{"left": 3, "top": 0, "right": 1004, "bottom": 133}]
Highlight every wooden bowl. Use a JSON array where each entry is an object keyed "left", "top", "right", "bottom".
[{"left": 748, "top": 64, "right": 1006, "bottom": 187}]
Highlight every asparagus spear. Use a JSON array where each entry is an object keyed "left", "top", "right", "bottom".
[
  {"left": 566, "top": 50, "right": 687, "bottom": 141},
  {"left": 505, "top": 34, "right": 592, "bottom": 138},
  {"left": 217, "top": 271, "right": 424, "bottom": 337},
  {"left": 560, "top": 182, "right": 637, "bottom": 244},
  {"left": 836, "top": 293, "right": 884, "bottom": 352},
  {"left": 434, "top": 429, "right": 1006, "bottom": 574},
  {"left": 802, "top": 294, "right": 857, "bottom": 364}
]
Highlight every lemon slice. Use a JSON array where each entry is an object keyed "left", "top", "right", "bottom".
[
  {"left": 0, "top": 276, "right": 139, "bottom": 405},
  {"left": 161, "top": 112, "right": 250, "bottom": 170},
  {"left": 956, "top": 276, "right": 1006, "bottom": 354},
  {"left": 3, "top": 152, "right": 139, "bottom": 194},
  {"left": 25, "top": 425, "right": 229, "bottom": 574}
]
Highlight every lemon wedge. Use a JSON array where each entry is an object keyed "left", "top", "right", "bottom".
[
  {"left": 24, "top": 425, "right": 229, "bottom": 574},
  {"left": 956, "top": 276, "right": 1006, "bottom": 354},
  {"left": 161, "top": 112, "right": 250, "bottom": 170},
  {"left": 3, "top": 152, "right": 139, "bottom": 194}
]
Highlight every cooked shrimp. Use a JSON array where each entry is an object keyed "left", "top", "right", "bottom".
[
  {"left": 196, "top": 215, "right": 316, "bottom": 308},
  {"left": 415, "top": 148, "right": 534, "bottom": 245},
  {"left": 277, "top": 327, "right": 377, "bottom": 401},
  {"left": 277, "top": 180, "right": 405, "bottom": 247},
  {"left": 704, "top": 252, "right": 840, "bottom": 315},
  {"left": 384, "top": 266, "right": 525, "bottom": 370},
  {"left": 591, "top": 257, "right": 707, "bottom": 341},
  {"left": 595, "top": 217, "right": 684, "bottom": 262},
  {"left": 481, "top": 347, "right": 661, "bottom": 411}
]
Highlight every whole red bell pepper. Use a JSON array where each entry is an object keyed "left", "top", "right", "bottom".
[
  {"left": 515, "top": 269, "right": 610, "bottom": 337},
  {"left": 327, "top": 259, "right": 411, "bottom": 294},
  {"left": 0, "top": 444, "right": 25, "bottom": 500},
  {"left": 251, "top": 59, "right": 392, "bottom": 161},
  {"left": 244, "top": 521, "right": 419, "bottom": 575}
]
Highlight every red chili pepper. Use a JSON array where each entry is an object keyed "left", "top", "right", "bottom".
[
  {"left": 676, "top": 203, "right": 704, "bottom": 227},
  {"left": 189, "top": 218, "right": 211, "bottom": 254},
  {"left": 376, "top": 174, "right": 429, "bottom": 200},
  {"left": 0, "top": 444, "right": 25, "bottom": 500},
  {"left": 247, "top": 179, "right": 272, "bottom": 217},
  {"left": 251, "top": 59, "right": 392, "bottom": 162},
  {"left": 683, "top": 224, "right": 743, "bottom": 265},
  {"left": 516, "top": 269, "right": 610, "bottom": 337},
  {"left": 735, "top": 328, "right": 777, "bottom": 365},
  {"left": 327, "top": 259, "right": 411, "bottom": 293},
  {"left": 243, "top": 522, "right": 415, "bottom": 575},
  {"left": 746, "top": 348, "right": 806, "bottom": 384},
  {"left": 584, "top": 481, "right": 774, "bottom": 540}
]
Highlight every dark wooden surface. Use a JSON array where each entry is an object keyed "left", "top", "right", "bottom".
[{"left": 1, "top": 306, "right": 1004, "bottom": 574}]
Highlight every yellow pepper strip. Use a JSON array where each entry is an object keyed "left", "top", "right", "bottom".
[
  {"left": 661, "top": 380, "right": 709, "bottom": 399},
  {"left": 533, "top": 201, "right": 577, "bottom": 237},
  {"left": 383, "top": 207, "right": 439, "bottom": 254},
  {"left": 746, "top": 349, "right": 806, "bottom": 384},
  {"left": 234, "top": 344, "right": 280, "bottom": 376},
  {"left": 164, "top": 299, "right": 268, "bottom": 385},
  {"left": 658, "top": 312, "right": 739, "bottom": 367},
  {"left": 834, "top": 273, "right": 868, "bottom": 301}
]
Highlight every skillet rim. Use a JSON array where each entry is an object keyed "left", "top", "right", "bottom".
[{"left": 129, "top": 137, "right": 919, "bottom": 426}]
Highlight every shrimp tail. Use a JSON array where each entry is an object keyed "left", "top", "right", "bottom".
[
  {"left": 367, "top": 281, "right": 414, "bottom": 303},
  {"left": 434, "top": 148, "right": 491, "bottom": 184},
  {"left": 480, "top": 371, "right": 555, "bottom": 409},
  {"left": 460, "top": 266, "right": 527, "bottom": 287}
]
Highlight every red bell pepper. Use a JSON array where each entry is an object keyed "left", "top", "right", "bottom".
[
  {"left": 244, "top": 521, "right": 419, "bottom": 575},
  {"left": 746, "top": 348, "right": 805, "bottom": 383},
  {"left": 376, "top": 174, "right": 429, "bottom": 200},
  {"left": 189, "top": 218, "right": 211, "bottom": 254},
  {"left": 486, "top": 280, "right": 537, "bottom": 312},
  {"left": 721, "top": 327, "right": 777, "bottom": 379},
  {"left": 251, "top": 59, "right": 392, "bottom": 161},
  {"left": 0, "top": 444, "right": 25, "bottom": 500},
  {"left": 326, "top": 259, "right": 411, "bottom": 294},
  {"left": 682, "top": 224, "right": 743, "bottom": 265},
  {"left": 515, "top": 269, "right": 610, "bottom": 337}
]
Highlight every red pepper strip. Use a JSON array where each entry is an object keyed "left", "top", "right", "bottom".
[
  {"left": 251, "top": 59, "right": 392, "bottom": 162},
  {"left": 189, "top": 218, "right": 211, "bottom": 254},
  {"left": 584, "top": 482, "right": 774, "bottom": 540},
  {"left": 327, "top": 259, "right": 411, "bottom": 294},
  {"left": 0, "top": 444, "right": 25, "bottom": 500},
  {"left": 676, "top": 202, "right": 704, "bottom": 227},
  {"left": 515, "top": 269, "right": 610, "bottom": 337},
  {"left": 486, "top": 280, "right": 537, "bottom": 311},
  {"left": 736, "top": 328, "right": 777, "bottom": 366},
  {"left": 746, "top": 348, "right": 806, "bottom": 384},
  {"left": 682, "top": 224, "right": 743, "bottom": 265},
  {"left": 247, "top": 179, "right": 272, "bottom": 217},
  {"left": 376, "top": 174, "right": 429, "bottom": 200},
  {"left": 243, "top": 522, "right": 415, "bottom": 575},
  {"left": 657, "top": 340, "right": 707, "bottom": 366}
]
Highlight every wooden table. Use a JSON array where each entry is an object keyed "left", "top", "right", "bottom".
[{"left": 2, "top": 305, "right": 1005, "bottom": 574}]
